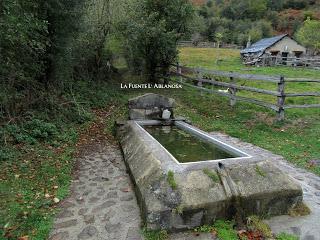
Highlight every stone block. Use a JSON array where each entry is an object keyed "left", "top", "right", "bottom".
[
  {"left": 128, "top": 93, "right": 175, "bottom": 109},
  {"left": 129, "top": 109, "right": 146, "bottom": 120},
  {"left": 117, "top": 121, "right": 303, "bottom": 232}
]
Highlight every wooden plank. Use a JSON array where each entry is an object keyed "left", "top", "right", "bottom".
[
  {"left": 170, "top": 78, "right": 279, "bottom": 111},
  {"left": 284, "top": 104, "right": 320, "bottom": 109},
  {"left": 285, "top": 92, "right": 320, "bottom": 97},
  {"left": 277, "top": 76, "right": 286, "bottom": 121},
  {"left": 285, "top": 78, "right": 320, "bottom": 83},
  {"left": 197, "top": 78, "right": 280, "bottom": 96}
]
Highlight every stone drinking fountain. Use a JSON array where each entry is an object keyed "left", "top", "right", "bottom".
[{"left": 116, "top": 93, "right": 303, "bottom": 232}]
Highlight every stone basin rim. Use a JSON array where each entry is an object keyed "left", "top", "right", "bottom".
[{"left": 135, "top": 119, "right": 253, "bottom": 167}]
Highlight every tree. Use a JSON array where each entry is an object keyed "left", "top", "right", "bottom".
[
  {"left": 121, "top": 0, "right": 194, "bottom": 82},
  {"left": 296, "top": 18, "right": 320, "bottom": 53},
  {"left": 215, "top": 32, "right": 223, "bottom": 48}
]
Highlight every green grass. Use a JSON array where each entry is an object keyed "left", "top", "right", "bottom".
[
  {"left": 276, "top": 232, "right": 299, "bottom": 240},
  {"left": 179, "top": 47, "right": 320, "bottom": 79},
  {"left": 0, "top": 79, "right": 126, "bottom": 239},
  {"left": 213, "top": 220, "right": 238, "bottom": 240},
  {"left": 142, "top": 228, "right": 168, "bottom": 240},
  {"left": 194, "top": 220, "right": 237, "bottom": 239},
  {"left": 178, "top": 47, "right": 320, "bottom": 107},
  {"left": 167, "top": 170, "right": 177, "bottom": 190},
  {"left": 0, "top": 138, "right": 77, "bottom": 240},
  {"left": 203, "top": 168, "right": 220, "bottom": 183}
]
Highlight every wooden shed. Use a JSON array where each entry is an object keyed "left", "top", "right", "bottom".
[{"left": 241, "top": 34, "right": 307, "bottom": 65}]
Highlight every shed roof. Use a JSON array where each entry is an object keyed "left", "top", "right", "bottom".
[{"left": 240, "top": 34, "right": 288, "bottom": 54}]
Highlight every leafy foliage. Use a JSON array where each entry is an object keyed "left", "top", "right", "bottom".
[
  {"left": 296, "top": 18, "right": 320, "bottom": 52},
  {"left": 121, "top": 0, "right": 195, "bottom": 82}
]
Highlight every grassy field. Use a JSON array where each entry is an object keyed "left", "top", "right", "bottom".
[
  {"left": 178, "top": 47, "right": 320, "bottom": 78},
  {"left": 178, "top": 47, "right": 320, "bottom": 116}
]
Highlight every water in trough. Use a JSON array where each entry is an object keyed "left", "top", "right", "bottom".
[{"left": 144, "top": 125, "right": 236, "bottom": 163}]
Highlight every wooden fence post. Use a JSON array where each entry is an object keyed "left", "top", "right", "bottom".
[
  {"left": 277, "top": 76, "right": 286, "bottom": 121},
  {"left": 177, "top": 62, "right": 182, "bottom": 83},
  {"left": 229, "top": 74, "right": 237, "bottom": 106},
  {"left": 196, "top": 69, "right": 203, "bottom": 95}
]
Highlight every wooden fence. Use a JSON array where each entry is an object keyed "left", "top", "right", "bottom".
[
  {"left": 248, "top": 56, "right": 320, "bottom": 69},
  {"left": 177, "top": 41, "right": 241, "bottom": 49},
  {"left": 170, "top": 64, "right": 320, "bottom": 121}
]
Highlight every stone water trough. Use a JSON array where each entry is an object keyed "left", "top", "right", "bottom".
[{"left": 116, "top": 93, "right": 303, "bottom": 231}]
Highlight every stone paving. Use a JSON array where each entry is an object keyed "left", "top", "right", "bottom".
[
  {"left": 49, "top": 144, "right": 142, "bottom": 240},
  {"left": 49, "top": 133, "right": 320, "bottom": 240}
]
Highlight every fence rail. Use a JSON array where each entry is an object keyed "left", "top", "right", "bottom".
[
  {"left": 170, "top": 64, "right": 320, "bottom": 121},
  {"left": 177, "top": 41, "right": 241, "bottom": 49},
  {"left": 247, "top": 56, "right": 320, "bottom": 69}
]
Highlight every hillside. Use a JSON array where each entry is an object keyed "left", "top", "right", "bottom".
[{"left": 191, "top": 0, "right": 320, "bottom": 46}]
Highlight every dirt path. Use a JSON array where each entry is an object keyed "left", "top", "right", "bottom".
[{"left": 49, "top": 143, "right": 142, "bottom": 240}]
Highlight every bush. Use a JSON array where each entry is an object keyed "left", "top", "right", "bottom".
[{"left": 2, "top": 119, "right": 58, "bottom": 145}]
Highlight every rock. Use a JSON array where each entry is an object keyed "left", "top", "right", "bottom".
[
  {"left": 92, "top": 201, "right": 116, "bottom": 213},
  {"left": 88, "top": 197, "right": 100, "bottom": 203},
  {"left": 60, "top": 201, "right": 76, "bottom": 208},
  {"left": 56, "top": 210, "right": 74, "bottom": 219},
  {"left": 55, "top": 219, "right": 78, "bottom": 229},
  {"left": 49, "top": 232, "right": 69, "bottom": 240},
  {"left": 121, "top": 204, "right": 135, "bottom": 212},
  {"left": 78, "top": 226, "right": 97, "bottom": 239},
  {"left": 303, "top": 235, "right": 315, "bottom": 240},
  {"left": 128, "top": 93, "right": 175, "bottom": 120},
  {"left": 120, "top": 195, "right": 134, "bottom": 202},
  {"left": 126, "top": 227, "right": 142, "bottom": 240},
  {"left": 128, "top": 93, "right": 175, "bottom": 109},
  {"left": 105, "top": 223, "right": 121, "bottom": 233},
  {"left": 78, "top": 208, "right": 88, "bottom": 215},
  {"left": 84, "top": 215, "right": 95, "bottom": 224},
  {"left": 290, "top": 226, "right": 301, "bottom": 236},
  {"left": 106, "top": 191, "right": 118, "bottom": 199}
]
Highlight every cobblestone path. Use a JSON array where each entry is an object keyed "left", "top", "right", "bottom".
[{"left": 49, "top": 143, "right": 142, "bottom": 240}]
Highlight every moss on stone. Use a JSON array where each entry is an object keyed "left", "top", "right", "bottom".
[
  {"left": 247, "top": 215, "right": 273, "bottom": 238},
  {"left": 255, "top": 165, "right": 267, "bottom": 177},
  {"left": 167, "top": 170, "right": 177, "bottom": 190},
  {"left": 203, "top": 168, "right": 219, "bottom": 183},
  {"left": 288, "top": 202, "right": 311, "bottom": 217}
]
